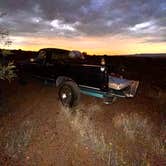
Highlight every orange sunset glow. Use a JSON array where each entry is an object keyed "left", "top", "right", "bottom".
[
  {"left": 0, "top": 0, "right": 166, "bottom": 55},
  {"left": 6, "top": 35, "right": 166, "bottom": 55}
]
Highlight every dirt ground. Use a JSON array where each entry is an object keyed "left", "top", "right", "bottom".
[{"left": 0, "top": 79, "right": 165, "bottom": 166}]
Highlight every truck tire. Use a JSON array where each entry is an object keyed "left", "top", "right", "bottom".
[{"left": 58, "top": 81, "right": 80, "bottom": 107}]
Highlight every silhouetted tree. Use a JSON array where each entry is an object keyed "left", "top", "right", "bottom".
[{"left": 0, "top": 13, "right": 15, "bottom": 82}]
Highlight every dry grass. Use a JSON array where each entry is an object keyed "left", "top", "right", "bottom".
[
  {"left": 112, "top": 112, "right": 165, "bottom": 165},
  {"left": 61, "top": 100, "right": 166, "bottom": 166},
  {"left": 0, "top": 119, "right": 36, "bottom": 160},
  {"left": 61, "top": 104, "right": 110, "bottom": 161},
  {"left": 113, "top": 112, "right": 165, "bottom": 152}
]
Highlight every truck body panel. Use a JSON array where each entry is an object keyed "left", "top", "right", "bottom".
[{"left": 17, "top": 48, "right": 139, "bottom": 102}]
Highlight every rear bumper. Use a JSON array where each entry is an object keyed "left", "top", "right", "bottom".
[
  {"left": 123, "top": 80, "right": 139, "bottom": 97},
  {"left": 107, "top": 80, "right": 139, "bottom": 98},
  {"left": 79, "top": 80, "right": 139, "bottom": 99}
]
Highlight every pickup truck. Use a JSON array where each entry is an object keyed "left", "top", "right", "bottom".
[{"left": 17, "top": 48, "right": 139, "bottom": 107}]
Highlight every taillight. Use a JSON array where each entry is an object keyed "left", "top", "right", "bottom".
[
  {"left": 101, "top": 58, "right": 105, "bottom": 65},
  {"left": 100, "top": 66, "right": 105, "bottom": 72}
]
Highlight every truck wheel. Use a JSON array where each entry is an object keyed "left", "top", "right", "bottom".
[{"left": 58, "top": 81, "right": 80, "bottom": 107}]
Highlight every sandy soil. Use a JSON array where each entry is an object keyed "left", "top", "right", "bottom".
[{"left": 0, "top": 79, "right": 165, "bottom": 166}]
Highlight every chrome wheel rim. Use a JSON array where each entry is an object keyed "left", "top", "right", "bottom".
[{"left": 60, "top": 85, "right": 72, "bottom": 106}]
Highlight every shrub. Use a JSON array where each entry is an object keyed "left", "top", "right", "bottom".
[{"left": 0, "top": 61, "right": 16, "bottom": 82}]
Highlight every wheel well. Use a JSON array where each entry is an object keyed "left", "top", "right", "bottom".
[{"left": 56, "top": 76, "right": 74, "bottom": 87}]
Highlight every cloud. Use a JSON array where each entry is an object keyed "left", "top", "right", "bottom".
[
  {"left": 0, "top": 0, "right": 165, "bottom": 43},
  {"left": 50, "top": 19, "right": 77, "bottom": 32}
]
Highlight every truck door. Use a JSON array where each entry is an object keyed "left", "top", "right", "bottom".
[{"left": 32, "top": 50, "right": 48, "bottom": 78}]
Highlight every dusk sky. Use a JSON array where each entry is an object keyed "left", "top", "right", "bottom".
[{"left": 0, "top": 0, "right": 166, "bottom": 55}]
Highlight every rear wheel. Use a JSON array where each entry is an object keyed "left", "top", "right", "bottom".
[{"left": 58, "top": 81, "right": 80, "bottom": 107}]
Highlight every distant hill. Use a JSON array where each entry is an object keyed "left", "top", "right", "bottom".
[{"left": 128, "top": 53, "right": 166, "bottom": 58}]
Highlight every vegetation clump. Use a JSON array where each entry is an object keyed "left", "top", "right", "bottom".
[{"left": 0, "top": 22, "right": 16, "bottom": 82}]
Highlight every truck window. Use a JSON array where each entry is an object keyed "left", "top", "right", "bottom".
[
  {"left": 51, "top": 52, "right": 69, "bottom": 60},
  {"left": 37, "top": 50, "right": 47, "bottom": 60},
  {"left": 51, "top": 53, "right": 67, "bottom": 60},
  {"left": 69, "top": 51, "right": 85, "bottom": 59}
]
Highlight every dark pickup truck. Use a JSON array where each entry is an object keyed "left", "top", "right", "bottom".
[{"left": 17, "top": 48, "right": 139, "bottom": 107}]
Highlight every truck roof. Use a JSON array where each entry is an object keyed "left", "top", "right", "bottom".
[{"left": 39, "top": 48, "right": 70, "bottom": 55}]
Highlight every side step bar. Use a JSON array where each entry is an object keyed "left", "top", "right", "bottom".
[{"left": 79, "top": 86, "right": 126, "bottom": 99}]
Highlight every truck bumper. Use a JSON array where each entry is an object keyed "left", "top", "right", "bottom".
[
  {"left": 107, "top": 80, "right": 139, "bottom": 98},
  {"left": 79, "top": 80, "right": 139, "bottom": 100}
]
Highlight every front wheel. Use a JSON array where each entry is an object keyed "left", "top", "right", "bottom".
[{"left": 58, "top": 81, "right": 80, "bottom": 107}]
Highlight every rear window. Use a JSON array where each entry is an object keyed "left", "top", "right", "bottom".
[
  {"left": 37, "top": 50, "right": 47, "bottom": 60},
  {"left": 51, "top": 52, "right": 69, "bottom": 60},
  {"left": 50, "top": 49, "right": 69, "bottom": 60},
  {"left": 68, "top": 51, "right": 85, "bottom": 59}
]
